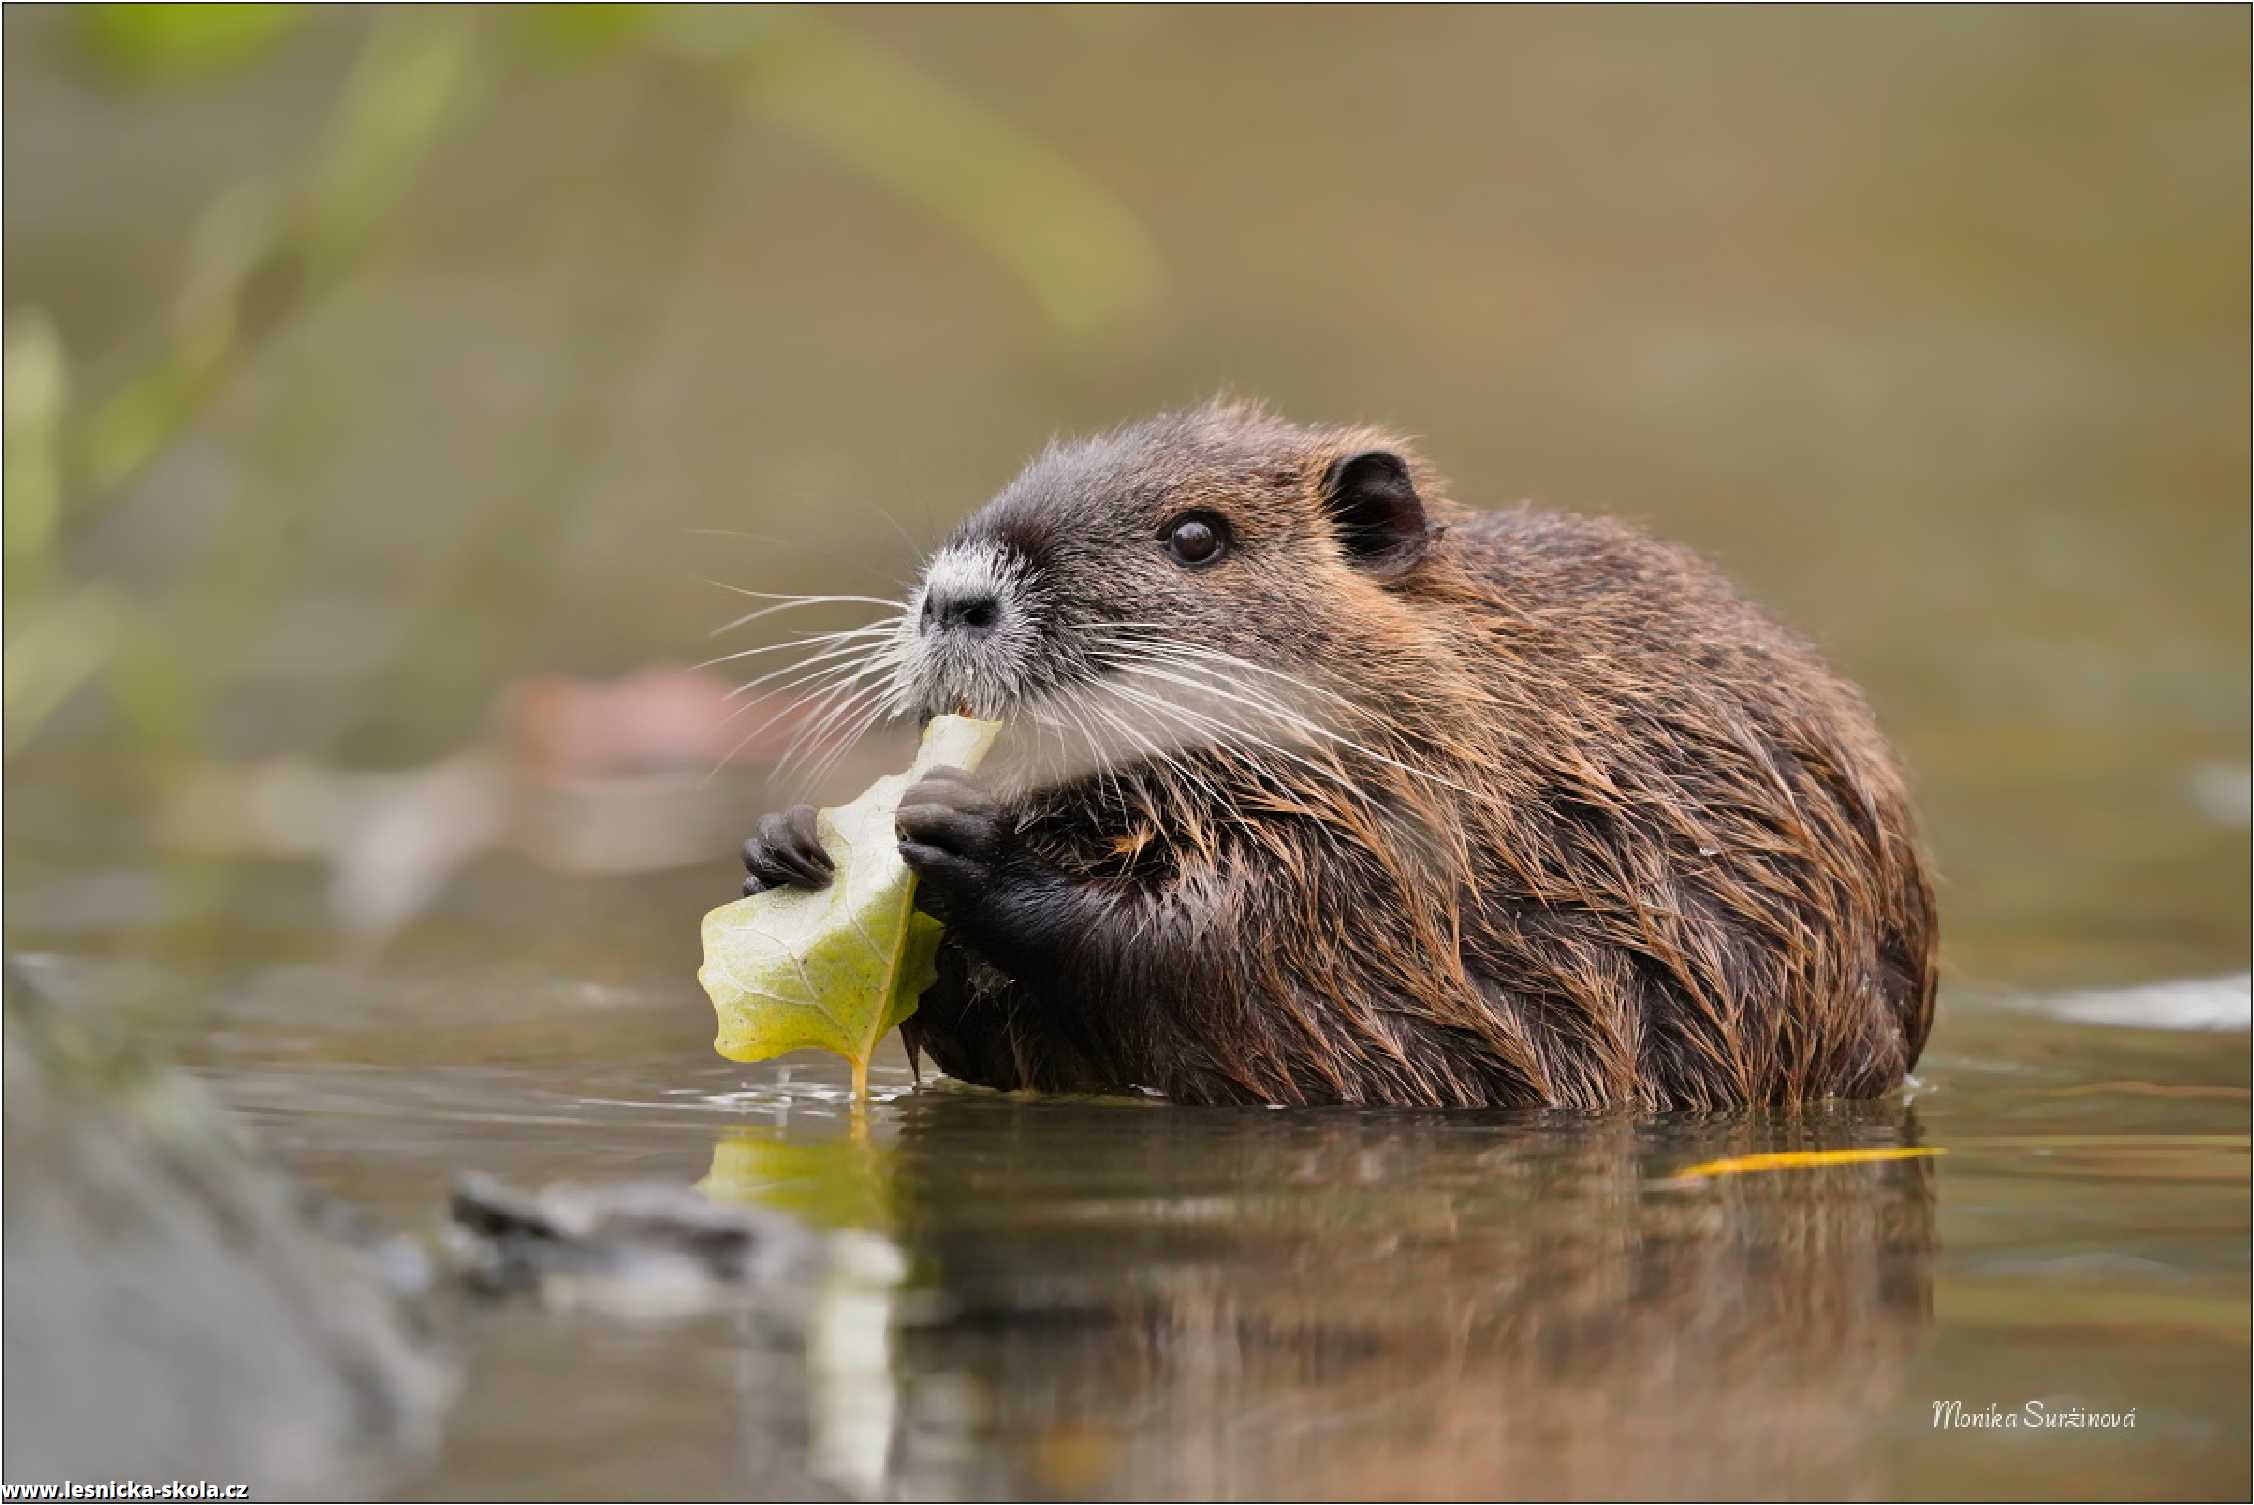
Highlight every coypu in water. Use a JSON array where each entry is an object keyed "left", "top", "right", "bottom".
[{"left": 739, "top": 403, "right": 1937, "bottom": 1109}]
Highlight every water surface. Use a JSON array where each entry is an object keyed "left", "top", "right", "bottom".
[{"left": 14, "top": 857, "right": 2239, "bottom": 1501}]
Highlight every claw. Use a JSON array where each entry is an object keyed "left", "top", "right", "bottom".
[{"left": 738, "top": 802, "right": 835, "bottom": 894}]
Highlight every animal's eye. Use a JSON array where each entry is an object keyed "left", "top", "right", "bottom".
[{"left": 1161, "top": 512, "right": 1229, "bottom": 568}]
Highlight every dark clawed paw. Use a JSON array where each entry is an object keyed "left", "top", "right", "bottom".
[
  {"left": 739, "top": 803, "right": 833, "bottom": 895},
  {"left": 895, "top": 767, "right": 1010, "bottom": 918}
]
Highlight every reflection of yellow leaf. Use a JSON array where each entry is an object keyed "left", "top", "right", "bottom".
[
  {"left": 1034, "top": 1425, "right": 1116, "bottom": 1496},
  {"left": 698, "top": 715, "right": 1000, "bottom": 1098},
  {"left": 700, "top": 1127, "right": 895, "bottom": 1232},
  {"left": 1669, "top": 1148, "right": 1946, "bottom": 1181}
]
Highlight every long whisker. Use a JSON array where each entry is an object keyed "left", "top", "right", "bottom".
[
  {"left": 706, "top": 652, "right": 896, "bottom": 778},
  {"left": 689, "top": 622, "right": 899, "bottom": 676},
  {"left": 1096, "top": 654, "right": 1483, "bottom": 802},
  {"left": 1078, "top": 624, "right": 1368, "bottom": 714},
  {"left": 1099, "top": 675, "right": 1357, "bottom": 814},
  {"left": 1081, "top": 697, "right": 1181, "bottom": 828},
  {"left": 783, "top": 653, "right": 898, "bottom": 756},
  {"left": 778, "top": 672, "right": 898, "bottom": 790},
  {"left": 1091, "top": 653, "right": 1322, "bottom": 741},
  {"left": 1100, "top": 664, "right": 1426, "bottom": 827},
  {"left": 705, "top": 586, "right": 910, "bottom": 637},
  {"left": 1025, "top": 706, "right": 1071, "bottom": 794},
  {"left": 1081, "top": 698, "right": 1172, "bottom": 824},
  {"left": 720, "top": 637, "right": 896, "bottom": 704},
  {"left": 1084, "top": 682, "right": 1231, "bottom": 816},
  {"left": 1041, "top": 687, "right": 1125, "bottom": 821},
  {"left": 796, "top": 684, "right": 900, "bottom": 794},
  {"left": 763, "top": 670, "right": 891, "bottom": 784},
  {"left": 1086, "top": 639, "right": 1396, "bottom": 768},
  {"left": 716, "top": 645, "right": 892, "bottom": 731}
]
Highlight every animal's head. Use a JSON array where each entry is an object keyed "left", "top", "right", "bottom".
[{"left": 889, "top": 403, "right": 1446, "bottom": 736}]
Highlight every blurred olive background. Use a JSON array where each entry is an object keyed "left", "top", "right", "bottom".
[
  {"left": 5, "top": 3, "right": 2248, "bottom": 987},
  {"left": 6, "top": 10, "right": 2249, "bottom": 1500}
]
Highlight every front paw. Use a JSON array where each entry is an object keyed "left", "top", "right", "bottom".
[
  {"left": 894, "top": 767, "right": 1011, "bottom": 923},
  {"left": 740, "top": 804, "right": 833, "bottom": 896}
]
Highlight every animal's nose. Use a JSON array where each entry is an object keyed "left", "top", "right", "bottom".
[{"left": 920, "top": 589, "right": 1001, "bottom": 636}]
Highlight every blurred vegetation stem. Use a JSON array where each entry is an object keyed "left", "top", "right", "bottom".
[
  {"left": 79, "top": 14, "right": 474, "bottom": 503},
  {"left": 713, "top": 10, "right": 1162, "bottom": 342},
  {"left": 5, "top": 11, "right": 476, "bottom": 762}
]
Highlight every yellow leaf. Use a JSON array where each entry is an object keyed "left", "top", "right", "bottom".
[
  {"left": 1667, "top": 1147, "right": 1946, "bottom": 1181},
  {"left": 698, "top": 714, "right": 1001, "bottom": 1098}
]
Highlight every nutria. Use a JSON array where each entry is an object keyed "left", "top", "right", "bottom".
[{"left": 738, "top": 402, "right": 1937, "bottom": 1109}]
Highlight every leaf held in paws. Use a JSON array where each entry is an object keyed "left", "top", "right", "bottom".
[{"left": 698, "top": 714, "right": 1002, "bottom": 1097}]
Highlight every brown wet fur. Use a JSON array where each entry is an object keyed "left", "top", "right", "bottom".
[{"left": 899, "top": 402, "right": 1938, "bottom": 1109}]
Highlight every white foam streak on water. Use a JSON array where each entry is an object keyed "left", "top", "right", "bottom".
[{"left": 2026, "top": 974, "right": 2252, "bottom": 1032}]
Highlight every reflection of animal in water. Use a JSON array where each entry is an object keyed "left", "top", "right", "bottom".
[
  {"left": 741, "top": 403, "right": 1939, "bottom": 1109},
  {"left": 886, "top": 1093, "right": 1939, "bottom": 1500}
]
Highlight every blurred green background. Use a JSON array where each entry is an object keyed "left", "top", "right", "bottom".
[{"left": 5, "top": 3, "right": 2248, "bottom": 987}]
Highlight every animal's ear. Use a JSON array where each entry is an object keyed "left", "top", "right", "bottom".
[{"left": 1320, "top": 450, "right": 1430, "bottom": 577}]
